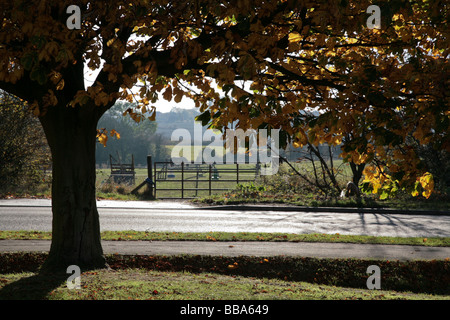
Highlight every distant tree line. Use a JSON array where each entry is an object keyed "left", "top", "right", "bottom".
[{"left": 96, "top": 102, "right": 171, "bottom": 167}]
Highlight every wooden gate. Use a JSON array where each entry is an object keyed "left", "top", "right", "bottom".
[
  {"left": 109, "top": 153, "right": 135, "bottom": 184},
  {"left": 152, "top": 160, "right": 261, "bottom": 199}
]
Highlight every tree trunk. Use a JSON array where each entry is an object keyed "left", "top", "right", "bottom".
[
  {"left": 39, "top": 103, "right": 106, "bottom": 272},
  {"left": 350, "top": 162, "right": 366, "bottom": 186}
]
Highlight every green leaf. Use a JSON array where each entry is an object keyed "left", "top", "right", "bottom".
[
  {"left": 379, "top": 189, "right": 389, "bottom": 200},
  {"left": 360, "top": 181, "right": 373, "bottom": 194}
]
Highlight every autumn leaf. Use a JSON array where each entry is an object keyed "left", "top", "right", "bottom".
[
  {"left": 227, "top": 262, "right": 238, "bottom": 270},
  {"left": 418, "top": 172, "right": 434, "bottom": 199},
  {"left": 288, "top": 32, "right": 302, "bottom": 43},
  {"left": 110, "top": 129, "right": 120, "bottom": 140},
  {"left": 55, "top": 79, "right": 65, "bottom": 91},
  {"left": 97, "top": 131, "right": 108, "bottom": 148},
  {"left": 162, "top": 86, "right": 172, "bottom": 101},
  {"left": 148, "top": 106, "right": 157, "bottom": 121}
]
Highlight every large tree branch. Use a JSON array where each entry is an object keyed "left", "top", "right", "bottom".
[{"left": 267, "top": 61, "right": 346, "bottom": 91}]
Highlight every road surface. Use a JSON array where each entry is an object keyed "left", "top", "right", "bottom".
[{"left": 1, "top": 199, "right": 449, "bottom": 238}]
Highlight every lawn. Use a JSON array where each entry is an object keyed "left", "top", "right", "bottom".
[
  {"left": 1, "top": 252, "right": 449, "bottom": 300},
  {"left": 1, "top": 268, "right": 447, "bottom": 300},
  {"left": 1, "top": 231, "right": 449, "bottom": 300}
]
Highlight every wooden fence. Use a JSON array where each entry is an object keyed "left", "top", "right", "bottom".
[
  {"left": 154, "top": 161, "right": 263, "bottom": 199},
  {"left": 131, "top": 156, "right": 267, "bottom": 199}
]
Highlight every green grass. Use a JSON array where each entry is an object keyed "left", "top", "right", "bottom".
[
  {"left": 1, "top": 268, "right": 447, "bottom": 300},
  {"left": 1, "top": 230, "right": 449, "bottom": 247},
  {"left": 0, "top": 253, "right": 450, "bottom": 300},
  {"left": 1, "top": 253, "right": 449, "bottom": 299}
]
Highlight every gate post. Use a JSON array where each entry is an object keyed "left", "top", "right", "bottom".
[
  {"left": 209, "top": 164, "right": 212, "bottom": 196},
  {"left": 146, "top": 155, "right": 154, "bottom": 199},
  {"left": 181, "top": 162, "right": 184, "bottom": 199}
]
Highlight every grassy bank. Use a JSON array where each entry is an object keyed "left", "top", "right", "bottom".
[
  {"left": 1, "top": 230, "right": 449, "bottom": 247},
  {"left": 0, "top": 252, "right": 449, "bottom": 299}
]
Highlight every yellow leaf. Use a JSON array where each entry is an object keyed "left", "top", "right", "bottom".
[
  {"left": 227, "top": 262, "right": 238, "bottom": 269},
  {"left": 97, "top": 132, "right": 108, "bottom": 147},
  {"left": 288, "top": 32, "right": 302, "bottom": 43},
  {"left": 419, "top": 172, "right": 434, "bottom": 198},
  {"left": 372, "top": 182, "right": 381, "bottom": 194},
  {"left": 56, "top": 79, "right": 65, "bottom": 90}
]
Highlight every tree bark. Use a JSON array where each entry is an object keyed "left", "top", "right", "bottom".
[
  {"left": 39, "top": 103, "right": 106, "bottom": 272},
  {"left": 349, "top": 162, "right": 366, "bottom": 186}
]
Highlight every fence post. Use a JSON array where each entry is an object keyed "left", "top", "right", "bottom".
[
  {"left": 209, "top": 164, "right": 212, "bottom": 196},
  {"left": 236, "top": 163, "right": 239, "bottom": 185},
  {"left": 154, "top": 161, "right": 158, "bottom": 198},
  {"left": 146, "top": 156, "right": 153, "bottom": 199},
  {"left": 181, "top": 162, "right": 184, "bottom": 199}
]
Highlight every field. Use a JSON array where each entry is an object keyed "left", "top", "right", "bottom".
[
  {"left": 7, "top": 156, "right": 448, "bottom": 211},
  {"left": 96, "top": 163, "right": 260, "bottom": 199},
  {"left": 95, "top": 158, "right": 355, "bottom": 199}
]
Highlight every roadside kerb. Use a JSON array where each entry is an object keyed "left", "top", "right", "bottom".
[
  {"left": 196, "top": 204, "right": 450, "bottom": 216},
  {"left": 0, "top": 199, "right": 448, "bottom": 216}
]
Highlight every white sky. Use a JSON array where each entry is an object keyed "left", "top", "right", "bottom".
[{"left": 84, "top": 60, "right": 196, "bottom": 113}]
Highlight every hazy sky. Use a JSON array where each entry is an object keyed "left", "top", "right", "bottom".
[{"left": 84, "top": 61, "right": 195, "bottom": 113}]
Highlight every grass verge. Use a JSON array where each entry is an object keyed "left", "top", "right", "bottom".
[
  {"left": 1, "top": 230, "right": 449, "bottom": 247},
  {"left": 192, "top": 193, "right": 450, "bottom": 211},
  {"left": 0, "top": 252, "right": 449, "bottom": 300}
]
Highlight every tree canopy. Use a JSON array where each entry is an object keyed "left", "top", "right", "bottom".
[{"left": 1, "top": 0, "right": 447, "bottom": 198}]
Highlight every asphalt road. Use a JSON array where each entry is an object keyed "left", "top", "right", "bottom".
[
  {"left": 1, "top": 199, "right": 449, "bottom": 238},
  {"left": 1, "top": 199, "right": 450, "bottom": 260}
]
